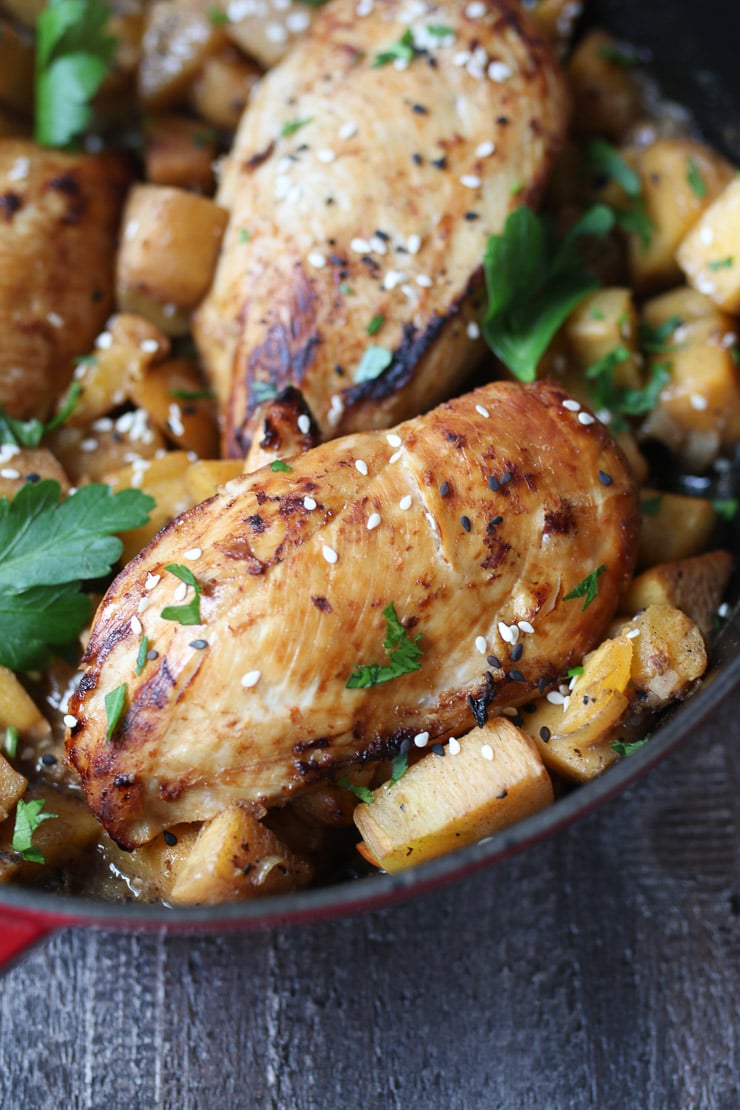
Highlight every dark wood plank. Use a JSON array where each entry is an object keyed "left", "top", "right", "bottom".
[{"left": 1, "top": 693, "right": 738, "bottom": 1110}]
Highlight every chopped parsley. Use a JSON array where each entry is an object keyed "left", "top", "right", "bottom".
[
  {"left": 239, "top": 228, "right": 251, "bottom": 243},
  {"left": 0, "top": 480, "right": 154, "bottom": 671},
  {"left": 563, "top": 565, "right": 606, "bottom": 611},
  {"left": 337, "top": 776, "right": 375, "bottom": 804},
  {"left": 389, "top": 750, "right": 409, "bottom": 785},
  {"left": 270, "top": 459, "right": 292, "bottom": 472},
  {"left": 585, "top": 349, "right": 670, "bottom": 431},
  {"left": 3, "top": 726, "right": 18, "bottom": 758},
  {"left": 135, "top": 635, "right": 149, "bottom": 676},
  {"left": 160, "top": 564, "right": 202, "bottom": 626},
  {"left": 482, "top": 204, "right": 615, "bottom": 382},
  {"left": 708, "top": 257, "right": 734, "bottom": 271},
  {"left": 251, "top": 381, "right": 279, "bottom": 404},
  {"left": 598, "top": 44, "right": 639, "bottom": 67},
  {"left": 686, "top": 157, "right": 708, "bottom": 198},
  {"left": 637, "top": 315, "right": 683, "bottom": 354},
  {"left": 168, "top": 388, "right": 214, "bottom": 401},
  {"left": 12, "top": 797, "right": 57, "bottom": 863},
  {"left": 366, "top": 314, "right": 385, "bottom": 336},
  {"left": 566, "top": 666, "right": 584, "bottom": 678},
  {"left": 207, "top": 6, "right": 230, "bottom": 24},
  {"left": 586, "top": 139, "right": 641, "bottom": 198},
  {"left": 104, "top": 682, "right": 127, "bottom": 741},
  {"left": 355, "top": 346, "right": 393, "bottom": 384},
  {"left": 611, "top": 196, "right": 654, "bottom": 251},
  {"left": 712, "top": 499, "right": 738, "bottom": 521},
  {"left": 640, "top": 495, "right": 663, "bottom": 517},
  {"left": 0, "top": 382, "right": 81, "bottom": 449},
  {"left": 611, "top": 736, "right": 649, "bottom": 757},
  {"left": 425, "top": 23, "right": 455, "bottom": 37},
  {"left": 346, "top": 603, "right": 423, "bottom": 688},
  {"left": 35, "top": 0, "right": 117, "bottom": 148},
  {"left": 281, "top": 117, "right": 313, "bottom": 138},
  {"left": 339, "top": 282, "right": 355, "bottom": 295},
  {"left": 373, "top": 29, "right": 416, "bottom": 68}
]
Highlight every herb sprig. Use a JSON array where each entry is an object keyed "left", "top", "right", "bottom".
[
  {"left": 563, "top": 565, "right": 606, "bottom": 611},
  {"left": 346, "top": 603, "right": 423, "bottom": 688},
  {"left": 0, "top": 383, "right": 81, "bottom": 449},
  {"left": 12, "top": 797, "right": 57, "bottom": 863},
  {"left": 160, "top": 564, "right": 202, "bottom": 626}
]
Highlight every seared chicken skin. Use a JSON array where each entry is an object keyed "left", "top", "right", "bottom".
[
  {"left": 0, "top": 141, "right": 132, "bottom": 419},
  {"left": 68, "top": 382, "right": 639, "bottom": 848},
  {"left": 193, "top": 0, "right": 569, "bottom": 456}
]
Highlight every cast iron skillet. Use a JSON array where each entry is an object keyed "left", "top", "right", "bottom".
[{"left": 1, "top": 0, "right": 739, "bottom": 967}]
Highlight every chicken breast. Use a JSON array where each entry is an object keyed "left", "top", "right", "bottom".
[
  {"left": 193, "top": 0, "right": 569, "bottom": 456},
  {"left": 67, "top": 381, "right": 639, "bottom": 848},
  {"left": 0, "top": 140, "right": 132, "bottom": 419}
]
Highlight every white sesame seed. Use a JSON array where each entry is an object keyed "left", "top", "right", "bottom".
[
  {"left": 460, "top": 174, "right": 482, "bottom": 189},
  {"left": 578, "top": 411, "right": 596, "bottom": 425},
  {"left": 47, "top": 311, "right": 64, "bottom": 328},
  {"left": 475, "top": 140, "right": 496, "bottom": 158},
  {"left": 339, "top": 121, "right": 358, "bottom": 139},
  {"left": 0, "top": 445, "right": 19, "bottom": 463},
  {"left": 328, "top": 394, "right": 344, "bottom": 427},
  {"left": 481, "top": 743, "right": 494, "bottom": 760},
  {"left": 448, "top": 737, "right": 461, "bottom": 755},
  {"left": 80, "top": 439, "right": 98, "bottom": 452},
  {"left": 275, "top": 175, "right": 291, "bottom": 201},
  {"left": 173, "top": 582, "right": 188, "bottom": 602},
  {"left": 304, "top": 496, "right": 317, "bottom": 510},
  {"left": 355, "top": 459, "right": 368, "bottom": 476},
  {"left": 453, "top": 50, "right": 471, "bottom": 67},
  {"left": 316, "top": 149, "right": 336, "bottom": 164},
  {"left": 8, "top": 157, "right": 30, "bottom": 181},
  {"left": 0, "top": 468, "right": 19, "bottom": 479},
  {"left": 547, "top": 690, "right": 565, "bottom": 705},
  {"left": 145, "top": 573, "right": 161, "bottom": 591},
  {"left": 721, "top": 332, "right": 737, "bottom": 348},
  {"left": 241, "top": 670, "right": 261, "bottom": 688},
  {"left": 386, "top": 433, "right": 402, "bottom": 447},
  {"left": 265, "top": 20, "right": 287, "bottom": 42},
  {"left": 501, "top": 706, "right": 518, "bottom": 717},
  {"left": 488, "top": 61, "right": 512, "bottom": 81},
  {"left": 467, "top": 321, "right": 480, "bottom": 340},
  {"left": 399, "top": 495, "right": 413, "bottom": 510},
  {"left": 138, "top": 597, "right": 149, "bottom": 613},
  {"left": 562, "top": 399, "right": 581, "bottom": 412},
  {"left": 406, "top": 234, "right": 421, "bottom": 255},
  {"left": 475, "top": 404, "right": 490, "bottom": 418},
  {"left": 416, "top": 274, "right": 433, "bottom": 288},
  {"left": 465, "top": 0, "right": 485, "bottom": 16},
  {"left": 96, "top": 331, "right": 112, "bottom": 350},
  {"left": 498, "top": 621, "right": 514, "bottom": 644},
  {"left": 562, "top": 696, "right": 571, "bottom": 713},
  {"left": 286, "top": 8, "right": 310, "bottom": 31},
  {"left": 350, "top": 237, "right": 371, "bottom": 253},
  {"left": 414, "top": 731, "right": 429, "bottom": 748},
  {"left": 356, "top": 0, "right": 373, "bottom": 12},
  {"left": 367, "top": 512, "right": 381, "bottom": 530},
  {"left": 383, "top": 269, "right": 405, "bottom": 290},
  {"left": 184, "top": 547, "right": 202, "bottom": 561},
  {"left": 517, "top": 620, "right": 534, "bottom": 634},
  {"left": 475, "top": 635, "right": 487, "bottom": 653},
  {"left": 140, "top": 338, "right": 159, "bottom": 353},
  {"left": 63, "top": 714, "right": 78, "bottom": 729},
  {"left": 297, "top": 414, "right": 311, "bottom": 434},
  {"left": 322, "top": 544, "right": 338, "bottom": 564},
  {"left": 369, "top": 236, "right": 388, "bottom": 255},
  {"left": 696, "top": 275, "right": 716, "bottom": 296},
  {"left": 699, "top": 225, "right": 714, "bottom": 246},
  {"left": 167, "top": 403, "right": 185, "bottom": 437},
  {"left": 690, "top": 394, "right": 708, "bottom": 411},
  {"left": 308, "top": 251, "right": 326, "bottom": 268},
  {"left": 718, "top": 602, "right": 730, "bottom": 618},
  {"left": 389, "top": 450, "right": 403, "bottom": 464},
  {"left": 626, "top": 627, "right": 641, "bottom": 639}
]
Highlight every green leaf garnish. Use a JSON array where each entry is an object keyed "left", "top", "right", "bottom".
[
  {"left": 337, "top": 775, "right": 375, "bottom": 804},
  {"left": 270, "top": 459, "right": 292, "bottom": 472},
  {"left": 135, "top": 635, "right": 149, "bottom": 676},
  {"left": 281, "top": 117, "right": 313, "bottom": 137},
  {"left": 481, "top": 204, "right": 615, "bottom": 382},
  {"left": 640, "top": 495, "right": 663, "bottom": 517},
  {"left": 105, "top": 682, "right": 127, "bottom": 741},
  {"left": 4, "top": 726, "right": 18, "bottom": 758},
  {"left": 598, "top": 44, "right": 639, "bottom": 67},
  {"left": 611, "top": 196, "right": 654, "bottom": 251},
  {"left": 168, "top": 388, "right": 214, "bottom": 401},
  {"left": 389, "top": 751, "right": 408, "bottom": 785},
  {"left": 239, "top": 228, "right": 250, "bottom": 243},
  {"left": 425, "top": 23, "right": 454, "bottom": 37},
  {"left": 160, "top": 563, "right": 202, "bottom": 626},
  {"left": 637, "top": 315, "right": 683, "bottom": 353},
  {"left": 686, "top": 157, "right": 707, "bottom": 198},
  {"left": 207, "top": 6, "right": 230, "bottom": 24},
  {"left": 251, "top": 380, "right": 279, "bottom": 404},
  {"left": 708, "top": 257, "right": 734, "bottom": 271},
  {"left": 0, "top": 382, "right": 81, "bottom": 449},
  {"left": 566, "top": 666, "right": 584, "bottom": 678},
  {"left": 12, "top": 797, "right": 57, "bottom": 863},
  {"left": 611, "top": 736, "right": 650, "bottom": 757},
  {"left": 585, "top": 349, "right": 669, "bottom": 431},
  {"left": 35, "top": 0, "right": 117, "bottom": 148},
  {"left": 563, "top": 565, "right": 606, "bottom": 611},
  {"left": 339, "top": 282, "right": 355, "bottom": 295},
  {"left": 355, "top": 346, "right": 393, "bottom": 384},
  {"left": 0, "top": 480, "right": 154, "bottom": 671},
  {"left": 373, "top": 29, "right": 416, "bottom": 68},
  {"left": 712, "top": 499, "right": 738, "bottom": 521},
  {"left": 586, "top": 139, "right": 641, "bottom": 198},
  {"left": 367, "top": 314, "right": 385, "bottom": 336},
  {"left": 346, "top": 603, "right": 423, "bottom": 688}
]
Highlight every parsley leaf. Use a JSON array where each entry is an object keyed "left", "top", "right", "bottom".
[
  {"left": 425, "top": 23, "right": 454, "bottom": 37},
  {"left": 708, "top": 257, "right": 734, "bottom": 271},
  {"left": 135, "top": 635, "right": 149, "bottom": 676},
  {"left": 35, "top": 0, "right": 117, "bottom": 148},
  {"left": 563, "top": 565, "right": 606, "bottom": 611},
  {"left": 640, "top": 495, "right": 663, "bottom": 517},
  {"left": 598, "top": 44, "right": 639, "bottom": 67},
  {"left": 281, "top": 117, "right": 313, "bottom": 137},
  {"left": 586, "top": 139, "right": 641, "bottom": 198},
  {"left": 160, "top": 563, "right": 202, "bottom": 625},
  {"left": 611, "top": 736, "right": 649, "bottom": 757},
  {"left": 367, "top": 314, "right": 385, "bottom": 336},
  {"left": 105, "top": 682, "right": 127, "bottom": 740},
  {"left": 4, "top": 726, "right": 18, "bottom": 758},
  {"left": 389, "top": 750, "right": 408, "bottom": 785},
  {"left": 337, "top": 775, "right": 375, "bottom": 804},
  {"left": 481, "top": 205, "right": 615, "bottom": 382},
  {"left": 586, "top": 350, "right": 669, "bottom": 431},
  {"left": 0, "top": 382, "right": 81, "bottom": 448},
  {"left": 0, "top": 480, "right": 154, "bottom": 671},
  {"left": 12, "top": 797, "right": 57, "bottom": 863},
  {"left": 270, "top": 459, "right": 292, "bottom": 472},
  {"left": 637, "top": 315, "right": 683, "bottom": 353},
  {"left": 373, "top": 29, "right": 416, "bottom": 68},
  {"left": 713, "top": 498, "right": 738, "bottom": 521},
  {"left": 347, "top": 603, "right": 423, "bottom": 688},
  {"left": 611, "top": 196, "right": 654, "bottom": 251},
  {"left": 355, "top": 346, "right": 393, "bottom": 383},
  {"left": 686, "top": 157, "right": 707, "bottom": 198}
]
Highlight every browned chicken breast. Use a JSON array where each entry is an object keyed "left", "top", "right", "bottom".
[
  {"left": 67, "top": 381, "right": 639, "bottom": 848},
  {"left": 0, "top": 141, "right": 132, "bottom": 419},
  {"left": 193, "top": 0, "right": 569, "bottom": 456}
]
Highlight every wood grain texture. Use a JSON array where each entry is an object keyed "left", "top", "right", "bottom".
[{"left": 0, "top": 692, "right": 738, "bottom": 1110}]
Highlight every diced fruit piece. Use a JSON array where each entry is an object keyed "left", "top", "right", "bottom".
[
  {"left": 624, "top": 605, "right": 707, "bottom": 707},
  {"left": 620, "top": 551, "right": 733, "bottom": 643},
  {"left": 638, "top": 490, "right": 718, "bottom": 568},
  {"left": 101, "top": 824, "right": 201, "bottom": 901},
  {"left": 0, "top": 666, "right": 49, "bottom": 739},
  {"left": 567, "top": 30, "right": 642, "bottom": 141},
  {"left": 0, "top": 753, "right": 26, "bottom": 825},
  {"left": 0, "top": 785, "right": 100, "bottom": 884},
  {"left": 564, "top": 287, "right": 642, "bottom": 389},
  {"left": 677, "top": 178, "right": 740, "bottom": 312}
]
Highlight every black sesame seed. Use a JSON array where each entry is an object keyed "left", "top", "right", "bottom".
[
  {"left": 431, "top": 156, "right": 447, "bottom": 169},
  {"left": 496, "top": 789, "right": 508, "bottom": 799},
  {"left": 146, "top": 649, "right": 159, "bottom": 661},
  {"left": 512, "top": 714, "right": 524, "bottom": 727},
  {"left": 399, "top": 736, "right": 411, "bottom": 754},
  {"left": 334, "top": 364, "right": 345, "bottom": 376},
  {"left": 497, "top": 116, "right": 510, "bottom": 125},
  {"left": 464, "top": 211, "right": 479, "bottom": 221},
  {"left": 487, "top": 475, "right": 500, "bottom": 491},
  {"left": 412, "top": 103, "right": 428, "bottom": 114},
  {"left": 24, "top": 472, "right": 41, "bottom": 483},
  {"left": 431, "top": 743, "right": 445, "bottom": 756},
  {"left": 189, "top": 639, "right": 208, "bottom": 650},
  {"left": 598, "top": 470, "right": 613, "bottom": 486},
  {"left": 539, "top": 726, "right": 551, "bottom": 742},
  {"left": 509, "top": 669, "right": 526, "bottom": 683},
  {"left": 491, "top": 515, "right": 503, "bottom": 525},
  {"left": 500, "top": 470, "right": 513, "bottom": 485},
  {"left": 439, "top": 480, "right": 450, "bottom": 497},
  {"left": 411, "top": 152, "right": 423, "bottom": 165},
  {"left": 40, "top": 753, "right": 57, "bottom": 766},
  {"left": 487, "top": 655, "right": 501, "bottom": 669},
  {"left": 523, "top": 702, "right": 537, "bottom": 713},
  {"left": 374, "top": 229, "right": 390, "bottom": 241},
  {"left": 163, "top": 830, "right": 178, "bottom": 847},
  {"left": 511, "top": 642, "right": 523, "bottom": 662},
  {"left": 460, "top": 515, "right": 471, "bottom": 532},
  {"left": 538, "top": 676, "right": 548, "bottom": 695}
]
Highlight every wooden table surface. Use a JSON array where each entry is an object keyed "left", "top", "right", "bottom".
[{"left": 1, "top": 690, "right": 738, "bottom": 1110}]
